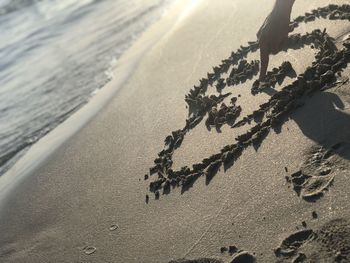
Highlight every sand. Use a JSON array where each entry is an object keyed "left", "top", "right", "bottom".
[{"left": 1, "top": 0, "right": 350, "bottom": 262}]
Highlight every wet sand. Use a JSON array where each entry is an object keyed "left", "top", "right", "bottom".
[{"left": 1, "top": 0, "right": 350, "bottom": 262}]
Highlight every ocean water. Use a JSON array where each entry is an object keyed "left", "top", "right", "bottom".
[{"left": 0, "top": 0, "right": 174, "bottom": 175}]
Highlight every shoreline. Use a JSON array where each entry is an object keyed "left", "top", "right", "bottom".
[
  {"left": 0, "top": 0, "right": 179, "bottom": 178},
  {"left": 0, "top": 0, "right": 192, "bottom": 199}
]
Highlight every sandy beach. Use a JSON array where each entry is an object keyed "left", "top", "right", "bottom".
[{"left": 1, "top": 0, "right": 350, "bottom": 262}]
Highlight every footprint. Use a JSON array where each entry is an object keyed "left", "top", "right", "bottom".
[
  {"left": 287, "top": 142, "right": 350, "bottom": 201},
  {"left": 275, "top": 218, "right": 350, "bottom": 262},
  {"left": 300, "top": 174, "right": 334, "bottom": 199},
  {"left": 274, "top": 229, "right": 314, "bottom": 258}
]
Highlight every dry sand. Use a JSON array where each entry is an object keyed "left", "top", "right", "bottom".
[{"left": 1, "top": 0, "right": 350, "bottom": 262}]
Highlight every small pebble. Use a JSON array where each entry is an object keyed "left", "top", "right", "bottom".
[
  {"left": 302, "top": 221, "right": 307, "bottom": 227},
  {"left": 312, "top": 211, "right": 318, "bottom": 219},
  {"left": 109, "top": 224, "right": 119, "bottom": 231},
  {"left": 145, "top": 195, "right": 149, "bottom": 203},
  {"left": 83, "top": 246, "right": 96, "bottom": 255}
]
